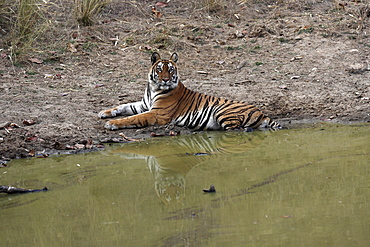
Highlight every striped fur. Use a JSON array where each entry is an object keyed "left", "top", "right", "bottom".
[{"left": 98, "top": 52, "right": 280, "bottom": 130}]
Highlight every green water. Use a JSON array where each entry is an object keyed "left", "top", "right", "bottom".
[{"left": 0, "top": 124, "right": 369, "bottom": 246}]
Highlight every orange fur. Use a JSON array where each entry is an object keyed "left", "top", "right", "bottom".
[{"left": 99, "top": 53, "right": 280, "bottom": 130}]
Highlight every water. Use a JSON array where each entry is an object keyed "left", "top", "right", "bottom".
[{"left": 0, "top": 124, "right": 369, "bottom": 246}]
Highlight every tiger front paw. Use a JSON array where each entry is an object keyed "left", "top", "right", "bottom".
[
  {"left": 104, "top": 120, "right": 119, "bottom": 130},
  {"left": 98, "top": 109, "right": 116, "bottom": 119}
]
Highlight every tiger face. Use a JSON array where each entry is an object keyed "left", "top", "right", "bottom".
[{"left": 149, "top": 52, "right": 179, "bottom": 91}]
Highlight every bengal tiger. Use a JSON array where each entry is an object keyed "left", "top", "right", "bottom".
[{"left": 98, "top": 52, "right": 281, "bottom": 131}]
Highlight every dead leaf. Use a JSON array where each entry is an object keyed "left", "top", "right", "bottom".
[
  {"left": 155, "top": 2, "right": 168, "bottom": 7},
  {"left": 94, "top": 84, "right": 105, "bottom": 88},
  {"left": 26, "top": 135, "right": 38, "bottom": 142},
  {"left": 9, "top": 123, "right": 21, "bottom": 128},
  {"left": 85, "top": 139, "right": 93, "bottom": 149},
  {"left": 290, "top": 56, "right": 303, "bottom": 61},
  {"left": 139, "top": 45, "right": 152, "bottom": 51},
  {"left": 52, "top": 142, "right": 66, "bottom": 149},
  {"left": 109, "top": 36, "right": 119, "bottom": 46},
  {"left": 151, "top": 131, "right": 180, "bottom": 137},
  {"left": 151, "top": 6, "right": 162, "bottom": 18},
  {"left": 28, "top": 58, "right": 43, "bottom": 64},
  {"left": 95, "top": 143, "right": 105, "bottom": 148},
  {"left": 169, "top": 131, "right": 180, "bottom": 136},
  {"left": 67, "top": 43, "right": 77, "bottom": 53},
  {"left": 23, "top": 119, "right": 36, "bottom": 126},
  {"left": 28, "top": 150, "right": 35, "bottom": 157},
  {"left": 338, "top": 2, "right": 347, "bottom": 10},
  {"left": 109, "top": 37, "right": 119, "bottom": 42},
  {"left": 66, "top": 144, "right": 76, "bottom": 150},
  {"left": 75, "top": 144, "right": 85, "bottom": 149},
  {"left": 36, "top": 154, "right": 49, "bottom": 158},
  {"left": 151, "top": 132, "right": 166, "bottom": 137}
]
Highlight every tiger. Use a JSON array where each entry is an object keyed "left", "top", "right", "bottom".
[{"left": 98, "top": 52, "right": 281, "bottom": 131}]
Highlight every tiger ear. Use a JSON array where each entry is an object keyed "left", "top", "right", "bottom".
[
  {"left": 151, "top": 52, "right": 161, "bottom": 65},
  {"left": 170, "top": 53, "right": 178, "bottom": 63}
]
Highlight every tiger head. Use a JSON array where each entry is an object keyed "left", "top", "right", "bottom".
[{"left": 149, "top": 52, "right": 179, "bottom": 91}]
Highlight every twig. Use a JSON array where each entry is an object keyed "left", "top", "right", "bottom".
[{"left": 119, "top": 133, "right": 141, "bottom": 142}]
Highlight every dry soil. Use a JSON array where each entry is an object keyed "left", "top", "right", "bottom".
[{"left": 0, "top": 0, "right": 369, "bottom": 162}]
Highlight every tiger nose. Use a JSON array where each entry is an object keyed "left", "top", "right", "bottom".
[{"left": 162, "top": 78, "right": 170, "bottom": 82}]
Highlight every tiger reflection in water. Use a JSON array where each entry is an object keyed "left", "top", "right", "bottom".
[{"left": 106, "top": 131, "right": 268, "bottom": 204}]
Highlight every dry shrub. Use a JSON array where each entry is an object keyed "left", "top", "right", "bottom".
[
  {"left": 201, "top": 0, "right": 226, "bottom": 13},
  {"left": 353, "top": 5, "right": 370, "bottom": 32},
  {"left": 73, "top": 0, "right": 112, "bottom": 26},
  {"left": 16, "top": 0, "right": 44, "bottom": 37},
  {"left": 1, "top": 0, "right": 49, "bottom": 62}
]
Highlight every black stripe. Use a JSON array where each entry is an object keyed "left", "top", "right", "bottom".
[
  {"left": 198, "top": 108, "right": 215, "bottom": 130},
  {"left": 249, "top": 113, "right": 264, "bottom": 128},
  {"left": 246, "top": 108, "right": 259, "bottom": 121},
  {"left": 130, "top": 105, "right": 137, "bottom": 114}
]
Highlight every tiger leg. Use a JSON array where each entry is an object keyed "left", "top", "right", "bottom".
[
  {"left": 258, "top": 116, "right": 281, "bottom": 129},
  {"left": 104, "top": 111, "right": 171, "bottom": 130},
  {"left": 98, "top": 101, "right": 146, "bottom": 119},
  {"left": 219, "top": 119, "right": 243, "bottom": 130},
  {"left": 219, "top": 113, "right": 280, "bottom": 130}
]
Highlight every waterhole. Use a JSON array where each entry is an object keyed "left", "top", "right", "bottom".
[{"left": 1, "top": 123, "right": 369, "bottom": 246}]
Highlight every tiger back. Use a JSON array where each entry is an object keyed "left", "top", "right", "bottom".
[{"left": 98, "top": 52, "right": 281, "bottom": 130}]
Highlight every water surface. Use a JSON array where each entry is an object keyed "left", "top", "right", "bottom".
[{"left": 0, "top": 124, "right": 369, "bottom": 246}]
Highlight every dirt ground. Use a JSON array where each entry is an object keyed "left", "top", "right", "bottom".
[{"left": 0, "top": 0, "right": 369, "bottom": 163}]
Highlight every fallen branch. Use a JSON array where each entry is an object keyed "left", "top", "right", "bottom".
[
  {"left": 119, "top": 133, "right": 142, "bottom": 142},
  {"left": 0, "top": 185, "right": 48, "bottom": 194}
]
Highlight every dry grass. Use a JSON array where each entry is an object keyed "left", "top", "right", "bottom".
[
  {"left": 2, "top": 0, "right": 49, "bottom": 62},
  {"left": 353, "top": 5, "right": 370, "bottom": 32},
  {"left": 199, "top": 0, "right": 226, "bottom": 13},
  {"left": 0, "top": 0, "right": 113, "bottom": 62},
  {"left": 73, "top": 0, "right": 112, "bottom": 26},
  {"left": 16, "top": 0, "right": 42, "bottom": 37},
  {"left": 0, "top": 0, "right": 369, "bottom": 64}
]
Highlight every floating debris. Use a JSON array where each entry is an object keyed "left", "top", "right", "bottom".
[
  {"left": 203, "top": 185, "right": 216, "bottom": 193},
  {"left": 0, "top": 185, "right": 48, "bottom": 194},
  {"left": 151, "top": 131, "right": 180, "bottom": 137}
]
